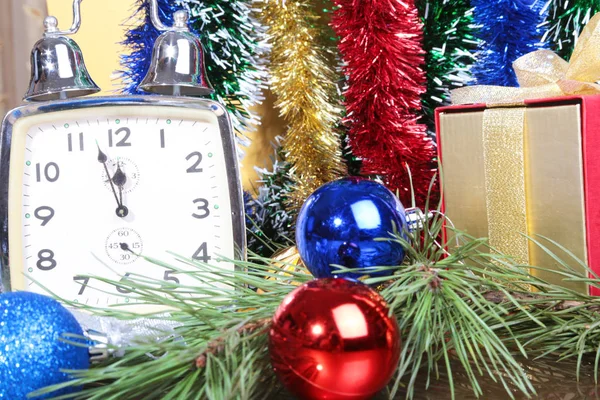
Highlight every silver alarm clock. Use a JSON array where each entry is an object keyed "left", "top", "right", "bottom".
[{"left": 0, "top": 0, "right": 245, "bottom": 309}]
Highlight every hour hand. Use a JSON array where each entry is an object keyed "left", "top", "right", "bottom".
[
  {"left": 96, "top": 143, "right": 128, "bottom": 218},
  {"left": 112, "top": 162, "right": 127, "bottom": 208}
]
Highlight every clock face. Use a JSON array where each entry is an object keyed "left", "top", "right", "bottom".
[{"left": 2, "top": 99, "right": 243, "bottom": 307}]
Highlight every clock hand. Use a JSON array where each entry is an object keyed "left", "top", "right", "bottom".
[
  {"left": 111, "top": 161, "right": 127, "bottom": 208},
  {"left": 96, "top": 143, "right": 129, "bottom": 218},
  {"left": 120, "top": 243, "right": 140, "bottom": 257}
]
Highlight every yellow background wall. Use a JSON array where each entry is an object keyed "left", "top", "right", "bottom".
[{"left": 46, "top": 0, "right": 280, "bottom": 190}]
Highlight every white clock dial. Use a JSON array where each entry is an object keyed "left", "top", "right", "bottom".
[{"left": 16, "top": 114, "right": 235, "bottom": 305}]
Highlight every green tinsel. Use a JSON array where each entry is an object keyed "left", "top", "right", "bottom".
[
  {"left": 416, "top": 0, "right": 477, "bottom": 135},
  {"left": 545, "top": 0, "right": 600, "bottom": 60},
  {"left": 180, "top": 0, "right": 267, "bottom": 147}
]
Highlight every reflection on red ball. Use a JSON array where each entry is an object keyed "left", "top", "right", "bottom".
[{"left": 269, "top": 278, "right": 401, "bottom": 400}]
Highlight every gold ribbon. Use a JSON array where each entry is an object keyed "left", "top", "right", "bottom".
[{"left": 449, "top": 13, "right": 600, "bottom": 264}]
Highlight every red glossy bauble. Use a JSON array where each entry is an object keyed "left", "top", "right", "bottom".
[{"left": 269, "top": 278, "right": 401, "bottom": 400}]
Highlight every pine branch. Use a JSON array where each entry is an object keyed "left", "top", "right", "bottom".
[
  {"left": 195, "top": 318, "right": 271, "bottom": 369},
  {"left": 34, "top": 213, "right": 600, "bottom": 399}
]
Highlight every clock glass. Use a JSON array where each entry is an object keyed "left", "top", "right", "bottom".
[{"left": 1, "top": 98, "right": 244, "bottom": 307}]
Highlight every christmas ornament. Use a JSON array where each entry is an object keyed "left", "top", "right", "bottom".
[
  {"left": 260, "top": 0, "right": 345, "bottom": 209},
  {"left": 122, "top": 0, "right": 267, "bottom": 150},
  {"left": 0, "top": 292, "right": 89, "bottom": 399},
  {"left": 471, "top": 0, "right": 548, "bottom": 87},
  {"left": 545, "top": 0, "right": 599, "bottom": 60},
  {"left": 296, "top": 178, "right": 407, "bottom": 279},
  {"left": 269, "top": 278, "right": 401, "bottom": 400},
  {"left": 331, "top": 0, "right": 438, "bottom": 208},
  {"left": 416, "top": 0, "right": 476, "bottom": 135}
]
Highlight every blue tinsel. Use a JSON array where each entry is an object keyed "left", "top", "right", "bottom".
[{"left": 472, "top": 0, "right": 549, "bottom": 87}]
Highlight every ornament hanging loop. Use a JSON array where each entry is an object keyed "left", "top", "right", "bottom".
[
  {"left": 43, "top": 0, "right": 83, "bottom": 37},
  {"left": 148, "top": 0, "right": 190, "bottom": 32}
]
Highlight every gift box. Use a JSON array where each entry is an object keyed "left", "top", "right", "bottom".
[
  {"left": 435, "top": 95, "right": 600, "bottom": 294},
  {"left": 434, "top": 12, "right": 600, "bottom": 295}
]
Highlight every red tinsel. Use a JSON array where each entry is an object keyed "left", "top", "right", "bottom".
[{"left": 331, "top": 0, "right": 439, "bottom": 208}]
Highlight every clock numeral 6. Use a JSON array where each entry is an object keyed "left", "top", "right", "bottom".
[
  {"left": 163, "top": 270, "right": 180, "bottom": 286},
  {"left": 34, "top": 206, "right": 54, "bottom": 226},
  {"left": 36, "top": 162, "right": 59, "bottom": 183},
  {"left": 108, "top": 127, "right": 132, "bottom": 147},
  {"left": 192, "top": 242, "right": 211, "bottom": 263},
  {"left": 186, "top": 151, "right": 203, "bottom": 173},
  {"left": 73, "top": 276, "right": 90, "bottom": 295},
  {"left": 115, "top": 272, "right": 133, "bottom": 294},
  {"left": 36, "top": 249, "right": 56, "bottom": 271},
  {"left": 192, "top": 198, "right": 210, "bottom": 219}
]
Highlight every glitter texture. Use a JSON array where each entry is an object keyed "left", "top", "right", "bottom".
[
  {"left": 545, "top": 0, "right": 600, "bottom": 60},
  {"left": 0, "top": 292, "right": 88, "bottom": 399},
  {"left": 472, "top": 0, "right": 548, "bottom": 87},
  {"left": 331, "top": 0, "right": 438, "bottom": 208},
  {"left": 416, "top": 0, "right": 477, "bottom": 135},
  {"left": 259, "top": 0, "right": 345, "bottom": 209}
]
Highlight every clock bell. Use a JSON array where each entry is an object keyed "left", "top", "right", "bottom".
[
  {"left": 139, "top": 3, "right": 215, "bottom": 96},
  {"left": 24, "top": 0, "right": 100, "bottom": 102}
]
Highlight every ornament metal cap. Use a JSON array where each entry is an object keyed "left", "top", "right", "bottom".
[
  {"left": 24, "top": 0, "right": 100, "bottom": 102},
  {"left": 138, "top": 2, "right": 214, "bottom": 96}
]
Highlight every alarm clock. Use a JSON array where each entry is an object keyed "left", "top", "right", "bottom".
[{"left": 0, "top": 1, "right": 245, "bottom": 307}]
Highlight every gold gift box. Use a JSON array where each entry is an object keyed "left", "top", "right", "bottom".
[{"left": 436, "top": 95, "right": 600, "bottom": 294}]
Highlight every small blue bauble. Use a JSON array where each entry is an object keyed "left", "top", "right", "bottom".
[
  {"left": 296, "top": 178, "right": 407, "bottom": 279},
  {"left": 0, "top": 292, "right": 89, "bottom": 399}
]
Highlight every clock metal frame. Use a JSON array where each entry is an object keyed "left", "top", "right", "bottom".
[{"left": 0, "top": 95, "right": 246, "bottom": 293}]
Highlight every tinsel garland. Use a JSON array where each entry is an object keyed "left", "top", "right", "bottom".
[
  {"left": 260, "top": 0, "right": 345, "bottom": 209},
  {"left": 121, "top": 0, "right": 266, "bottom": 148},
  {"left": 331, "top": 0, "right": 438, "bottom": 207},
  {"left": 245, "top": 147, "right": 295, "bottom": 259},
  {"left": 545, "top": 0, "right": 600, "bottom": 60},
  {"left": 471, "top": 0, "right": 548, "bottom": 86},
  {"left": 416, "top": 0, "right": 477, "bottom": 134}
]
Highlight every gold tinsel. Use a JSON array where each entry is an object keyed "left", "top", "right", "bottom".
[{"left": 260, "top": 0, "right": 345, "bottom": 209}]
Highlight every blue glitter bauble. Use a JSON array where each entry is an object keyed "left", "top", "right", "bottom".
[
  {"left": 0, "top": 292, "right": 89, "bottom": 399},
  {"left": 296, "top": 178, "right": 407, "bottom": 279}
]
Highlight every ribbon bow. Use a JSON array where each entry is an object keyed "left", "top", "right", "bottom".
[{"left": 452, "top": 13, "right": 600, "bottom": 105}]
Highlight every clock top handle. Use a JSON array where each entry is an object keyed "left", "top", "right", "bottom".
[
  {"left": 149, "top": 0, "right": 190, "bottom": 32},
  {"left": 44, "top": 0, "right": 83, "bottom": 37}
]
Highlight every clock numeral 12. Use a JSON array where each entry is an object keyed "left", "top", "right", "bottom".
[
  {"left": 108, "top": 127, "right": 132, "bottom": 147},
  {"left": 36, "top": 162, "right": 59, "bottom": 183},
  {"left": 192, "top": 242, "right": 211, "bottom": 263},
  {"left": 67, "top": 132, "right": 84, "bottom": 152}
]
